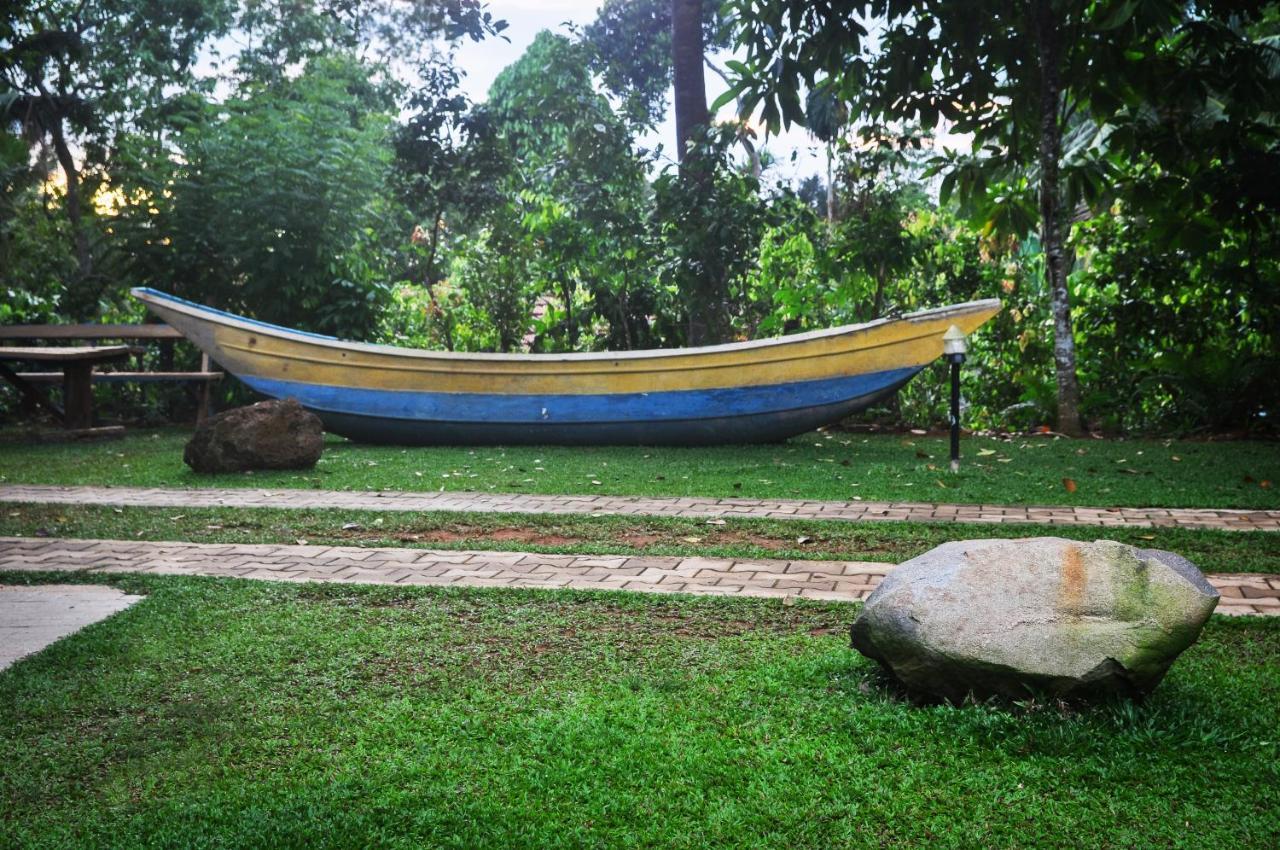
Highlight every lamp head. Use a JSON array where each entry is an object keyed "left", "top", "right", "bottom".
[{"left": 942, "top": 325, "right": 968, "bottom": 360}]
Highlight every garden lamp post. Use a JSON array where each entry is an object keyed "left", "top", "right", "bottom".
[{"left": 942, "top": 325, "right": 968, "bottom": 473}]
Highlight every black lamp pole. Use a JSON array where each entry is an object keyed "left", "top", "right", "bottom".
[{"left": 942, "top": 326, "right": 968, "bottom": 473}]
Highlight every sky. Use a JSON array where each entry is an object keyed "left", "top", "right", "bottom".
[{"left": 449, "top": 0, "right": 829, "bottom": 183}]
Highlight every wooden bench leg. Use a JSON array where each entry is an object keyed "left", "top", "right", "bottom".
[
  {"left": 196, "top": 353, "right": 214, "bottom": 424},
  {"left": 63, "top": 362, "right": 95, "bottom": 429},
  {"left": 196, "top": 383, "right": 211, "bottom": 425}
]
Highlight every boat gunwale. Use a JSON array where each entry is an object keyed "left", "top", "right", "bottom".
[{"left": 131, "top": 287, "right": 1001, "bottom": 366}]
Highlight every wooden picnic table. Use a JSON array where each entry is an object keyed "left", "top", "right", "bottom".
[
  {"left": 0, "top": 323, "right": 222, "bottom": 426},
  {"left": 0, "top": 346, "right": 134, "bottom": 430}
]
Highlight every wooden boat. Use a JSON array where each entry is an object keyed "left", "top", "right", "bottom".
[{"left": 132, "top": 287, "right": 1000, "bottom": 446}]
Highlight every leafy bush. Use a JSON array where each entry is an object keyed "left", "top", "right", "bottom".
[{"left": 116, "top": 56, "right": 401, "bottom": 341}]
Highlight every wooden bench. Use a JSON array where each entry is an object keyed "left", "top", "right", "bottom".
[{"left": 0, "top": 324, "right": 223, "bottom": 429}]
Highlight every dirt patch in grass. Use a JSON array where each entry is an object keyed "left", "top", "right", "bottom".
[
  {"left": 619, "top": 533, "right": 664, "bottom": 546},
  {"left": 396, "top": 526, "right": 582, "bottom": 547}
]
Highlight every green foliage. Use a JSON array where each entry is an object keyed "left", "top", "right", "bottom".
[
  {"left": 449, "top": 211, "right": 537, "bottom": 353},
  {"left": 746, "top": 225, "right": 828, "bottom": 335},
  {"left": 1069, "top": 207, "right": 1280, "bottom": 433},
  {"left": 116, "top": 56, "right": 401, "bottom": 339},
  {"left": 654, "top": 129, "right": 769, "bottom": 345},
  {"left": 0, "top": 184, "right": 73, "bottom": 323}
]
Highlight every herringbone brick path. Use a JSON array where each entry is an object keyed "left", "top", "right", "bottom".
[
  {"left": 2, "top": 537, "right": 1275, "bottom": 616},
  {"left": 2, "top": 485, "right": 1277, "bottom": 531}
]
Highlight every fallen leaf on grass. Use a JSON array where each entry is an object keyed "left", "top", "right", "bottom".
[
  {"left": 681, "top": 536, "right": 703, "bottom": 544},
  {"left": 1170, "top": 456, "right": 1181, "bottom": 462},
  {"left": 1138, "top": 535, "right": 1156, "bottom": 540},
  {"left": 977, "top": 448, "right": 997, "bottom": 456},
  {"left": 705, "top": 519, "right": 726, "bottom": 526},
  {"left": 1062, "top": 478, "right": 1078, "bottom": 493},
  {"left": 1262, "top": 480, "right": 1273, "bottom": 489},
  {"left": 342, "top": 523, "right": 362, "bottom": 531}
]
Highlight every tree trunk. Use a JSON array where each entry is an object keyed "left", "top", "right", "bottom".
[
  {"left": 671, "top": 0, "right": 708, "bottom": 164},
  {"left": 1033, "top": 3, "right": 1084, "bottom": 436},
  {"left": 826, "top": 143, "right": 836, "bottom": 225},
  {"left": 49, "top": 115, "right": 93, "bottom": 305}
]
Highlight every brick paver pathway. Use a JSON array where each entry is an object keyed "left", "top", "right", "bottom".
[
  {"left": 2, "top": 536, "right": 1275, "bottom": 616},
  {"left": 2, "top": 485, "right": 1278, "bottom": 532}
]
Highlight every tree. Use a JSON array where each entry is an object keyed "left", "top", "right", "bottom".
[
  {"left": 395, "top": 62, "right": 510, "bottom": 350},
  {"left": 484, "top": 31, "right": 659, "bottom": 351},
  {"left": 118, "top": 56, "right": 401, "bottom": 339},
  {"left": 720, "top": 0, "right": 1279, "bottom": 434},
  {"left": 1, "top": 0, "right": 231, "bottom": 313},
  {"left": 654, "top": 128, "right": 767, "bottom": 345},
  {"left": 230, "top": 0, "right": 504, "bottom": 82},
  {"left": 583, "top": 0, "right": 728, "bottom": 130}
]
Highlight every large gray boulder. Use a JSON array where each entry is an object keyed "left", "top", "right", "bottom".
[
  {"left": 850, "top": 538, "right": 1219, "bottom": 702},
  {"left": 184, "top": 398, "right": 324, "bottom": 473}
]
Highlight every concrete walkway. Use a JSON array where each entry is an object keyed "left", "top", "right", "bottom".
[
  {"left": 2, "top": 537, "right": 1275, "bottom": 616},
  {"left": 0, "top": 583, "right": 143, "bottom": 671},
  {"left": 2, "top": 485, "right": 1278, "bottom": 532}
]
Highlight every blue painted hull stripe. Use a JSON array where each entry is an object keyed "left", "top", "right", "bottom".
[{"left": 240, "top": 368, "right": 921, "bottom": 425}]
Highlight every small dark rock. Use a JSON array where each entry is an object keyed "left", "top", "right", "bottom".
[{"left": 184, "top": 398, "right": 324, "bottom": 474}]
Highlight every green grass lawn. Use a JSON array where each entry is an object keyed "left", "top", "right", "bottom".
[
  {"left": 1, "top": 574, "right": 1276, "bottom": 849},
  {"left": 4, "top": 503, "right": 1279, "bottom": 575},
  {"left": 2, "top": 428, "right": 1278, "bottom": 509}
]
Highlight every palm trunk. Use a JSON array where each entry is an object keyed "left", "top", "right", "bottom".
[
  {"left": 671, "top": 0, "right": 708, "bottom": 164},
  {"left": 826, "top": 143, "right": 836, "bottom": 225},
  {"left": 1034, "top": 2, "right": 1084, "bottom": 436}
]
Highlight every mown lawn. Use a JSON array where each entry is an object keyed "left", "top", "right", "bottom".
[
  {"left": 1, "top": 428, "right": 1277, "bottom": 509},
  {"left": 4, "top": 503, "right": 1279, "bottom": 575},
  {"left": 1, "top": 574, "right": 1276, "bottom": 849}
]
